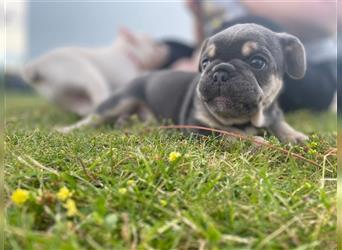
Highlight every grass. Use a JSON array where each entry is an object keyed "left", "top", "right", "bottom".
[{"left": 4, "top": 94, "right": 337, "bottom": 250}]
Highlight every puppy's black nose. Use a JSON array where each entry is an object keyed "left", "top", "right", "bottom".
[{"left": 213, "top": 70, "right": 229, "bottom": 83}]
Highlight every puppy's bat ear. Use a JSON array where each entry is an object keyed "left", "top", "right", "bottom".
[
  {"left": 198, "top": 38, "right": 209, "bottom": 72},
  {"left": 278, "top": 33, "right": 306, "bottom": 79}
]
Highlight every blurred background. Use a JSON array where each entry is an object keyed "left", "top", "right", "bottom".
[
  {"left": 3, "top": 1, "right": 192, "bottom": 83},
  {"left": 2, "top": 0, "right": 338, "bottom": 114}
]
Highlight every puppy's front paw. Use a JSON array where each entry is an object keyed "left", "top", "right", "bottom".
[
  {"left": 55, "top": 125, "right": 75, "bottom": 134},
  {"left": 55, "top": 115, "right": 98, "bottom": 134},
  {"left": 279, "top": 131, "right": 309, "bottom": 145}
]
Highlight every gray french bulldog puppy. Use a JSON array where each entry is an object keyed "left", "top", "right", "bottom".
[{"left": 58, "top": 23, "right": 308, "bottom": 144}]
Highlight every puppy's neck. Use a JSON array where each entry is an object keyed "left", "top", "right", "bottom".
[{"left": 250, "top": 108, "right": 265, "bottom": 127}]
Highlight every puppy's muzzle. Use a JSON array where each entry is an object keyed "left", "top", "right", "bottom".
[{"left": 212, "top": 63, "right": 236, "bottom": 85}]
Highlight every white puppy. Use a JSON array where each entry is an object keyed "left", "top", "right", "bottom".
[{"left": 22, "top": 28, "right": 169, "bottom": 116}]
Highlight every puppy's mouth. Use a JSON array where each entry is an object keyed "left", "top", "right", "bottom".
[
  {"left": 209, "top": 96, "right": 230, "bottom": 107},
  {"left": 197, "top": 86, "right": 262, "bottom": 119},
  {"left": 207, "top": 96, "right": 259, "bottom": 116}
]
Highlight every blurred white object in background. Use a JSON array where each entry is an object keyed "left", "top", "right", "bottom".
[{"left": 22, "top": 29, "right": 169, "bottom": 116}]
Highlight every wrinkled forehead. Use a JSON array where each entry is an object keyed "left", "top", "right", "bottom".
[{"left": 206, "top": 25, "right": 281, "bottom": 59}]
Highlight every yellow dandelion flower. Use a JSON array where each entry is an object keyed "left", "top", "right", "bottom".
[
  {"left": 309, "top": 141, "right": 318, "bottom": 148},
  {"left": 168, "top": 151, "right": 181, "bottom": 162},
  {"left": 118, "top": 188, "right": 127, "bottom": 194},
  {"left": 57, "top": 187, "right": 73, "bottom": 201},
  {"left": 308, "top": 149, "right": 317, "bottom": 155},
  {"left": 160, "top": 199, "right": 167, "bottom": 207},
  {"left": 127, "top": 180, "right": 135, "bottom": 186},
  {"left": 63, "top": 199, "right": 78, "bottom": 217},
  {"left": 11, "top": 189, "right": 30, "bottom": 206}
]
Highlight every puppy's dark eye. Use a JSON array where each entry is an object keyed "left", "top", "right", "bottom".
[
  {"left": 201, "top": 59, "right": 210, "bottom": 69},
  {"left": 249, "top": 56, "right": 266, "bottom": 70}
]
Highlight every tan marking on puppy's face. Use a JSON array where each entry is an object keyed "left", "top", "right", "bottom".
[
  {"left": 241, "top": 41, "right": 258, "bottom": 56},
  {"left": 262, "top": 75, "right": 283, "bottom": 107},
  {"left": 207, "top": 44, "right": 216, "bottom": 58}
]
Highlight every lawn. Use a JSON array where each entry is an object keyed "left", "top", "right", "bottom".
[{"left": 4, "top": 94, "right": 337, "bottom": 250}]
